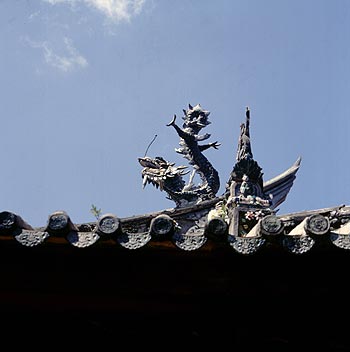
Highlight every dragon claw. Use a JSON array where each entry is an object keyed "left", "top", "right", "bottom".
[{"left": 211, "top": 141, "right": 221, "bottom": 149}]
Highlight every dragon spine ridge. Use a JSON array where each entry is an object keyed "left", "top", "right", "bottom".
[
  {"left": 139, "top": 104, "right": 221, "bottom": 207},
  {"left": 166, "top": 104, "right": 220, "bottom": 204}
]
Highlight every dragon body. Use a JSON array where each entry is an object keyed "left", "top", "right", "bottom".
[{"left": 139, "top": 104, "right": 220, "bottom": 207}]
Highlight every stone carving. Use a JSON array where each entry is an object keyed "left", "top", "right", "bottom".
[
  {"left": 305, "top": 214, "right": 330, "bottom": 235},
  {"left": 329, "top": 208, "right": 350, "bottom": 230},
  {"left": 330, "top": 233, "right": 350, "bottom": 250},
  {"left": 97, "top": 213, "right": 120, "bottom": 235},
  {"left": 0, "top": 211, "right": 33, "bottom": 234},
  {"left": 117, "top": 232, "right": 151, "bottom": 250},
  {"left": 0, "top": 211, "right": 17, "bottom": 233},
  {"left": 14, "top": 229, "right": 50, "bottom": 247},
  {"left": 225, "top": 108, "right": 301, "bottom": 210},
  {"left": 260, "top": 215, "right": 284, "bottom": 235},
  {"left": 46, "top": 211, "right": 78, "bottom": 234},
  {"left": 282, "top": 235, "right": 315, "bottom": 254},
  {"left": 330, "top": 221, "right": 350, "bottom": 249},
  {"left": 226, "top": 107, "right": 273, "bottom": 208},
  {"left": 236, "top": 107, "right": 253, "bottom": 161},
  {"left": 139, "top": 104, "right": 220, "bottom": 207},
  {"left": 172, "top": 214, "right": 208, "bottom": 250},
  {"left": 66, "top": 231, "right": 100, "bottom": 248},
  {"left": 222, "top": 107, "right": 301, "bottom": 241},
  {"left": 173, "top": 231, "right": 207, "bottom": 251},
  {"left": 228, "top": 235, "right": 266, "bottom": 254},
  {"left": 138, "top": 156, "right": 193, "bottom": 204},
  {"left": 150, "top": 214, "right": 175, "bottom": 238}
]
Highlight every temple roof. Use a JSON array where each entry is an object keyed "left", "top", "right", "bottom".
[
  {"left": 1, "top": 202, "right": 350, "bottom": 255},
  {"left": 2, "top": 105, "right": 349, "bottom": 256},
  {"left": 2, "top": 105, "right": 350, "bottom": 351}
]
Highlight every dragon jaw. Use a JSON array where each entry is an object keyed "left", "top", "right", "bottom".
[{"left": 138, "top": 156, "right": 189, "bottom": 192}]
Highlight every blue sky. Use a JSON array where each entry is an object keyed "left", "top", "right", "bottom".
[{"left": 1, "top": 0, "right": 349, "bottom": 227}]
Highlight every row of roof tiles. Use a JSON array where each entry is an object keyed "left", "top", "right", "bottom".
[{"left": 1, "top": 203, "right": 350, "bottom": 255}]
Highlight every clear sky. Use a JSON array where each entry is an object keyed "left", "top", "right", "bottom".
[{"left": 1, "top": 0, "right": 349, "bottom": 227}]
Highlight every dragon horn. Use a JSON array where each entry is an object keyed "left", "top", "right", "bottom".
[
  {"left": 166, "top": 114, "right": 177, "bottom": 127},
  {"left": 188, "top": 103, "right": 193, "bottom": 110}
]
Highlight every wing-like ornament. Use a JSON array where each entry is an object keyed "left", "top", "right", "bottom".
[{"left": 263, "top": 157, "right": 302, "bottom": 210}]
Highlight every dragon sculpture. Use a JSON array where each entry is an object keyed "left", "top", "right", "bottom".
[
  {"left": 139, "top": 104, "right": 301, "bottom": 212},
  {"left": 138, "top": 104, "right": 220, "bottom": 207}
]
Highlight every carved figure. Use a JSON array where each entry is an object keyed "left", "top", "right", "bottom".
[
  {"left": 138, "top": 104, "right": 220, "bottom": 207},
  {"left": 239, "top": 174, "right": 252, "bottom": 197},
  {"left": 139, "top": 155, "right": 210, "bottom": 207},
  {"left": 225, "top": 107, "right": 301, "bottom": 209},
  {"left": 166, "top": 104, "right": 220, "bottom": 200},
  {"left": 236, "top": 107, "right": 253, "bottom": 161}
]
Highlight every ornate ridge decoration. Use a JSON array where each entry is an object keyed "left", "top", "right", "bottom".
[
  {"left": 138, "top": 103, "right": 220, "bottom": 207},
  {"left": 223, "top": 107, "right": 303, "bottom": 249},
  {"left": 225, "top": 107, "right": 301, "bottom": 210},
  {"left": 1, "top": 104, "right": 350, "bottom": 255}
]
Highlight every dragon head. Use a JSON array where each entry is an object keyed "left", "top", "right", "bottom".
[
  {"left": 138, "top": 156, "right": 189, "bottom": 192},
  {"left": 182, "top": 104, "right": 211, "bottom": 132}
]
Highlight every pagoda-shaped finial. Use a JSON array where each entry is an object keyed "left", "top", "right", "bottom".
[
  {"left": 225, "top": 106, "right": 301, "bottom": 211},
  {"left": 225, "top": 107, "right": 271, "bottom": 208},
  {"left": 236, "top": 107, "right": 253, "bottom": 161}
]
